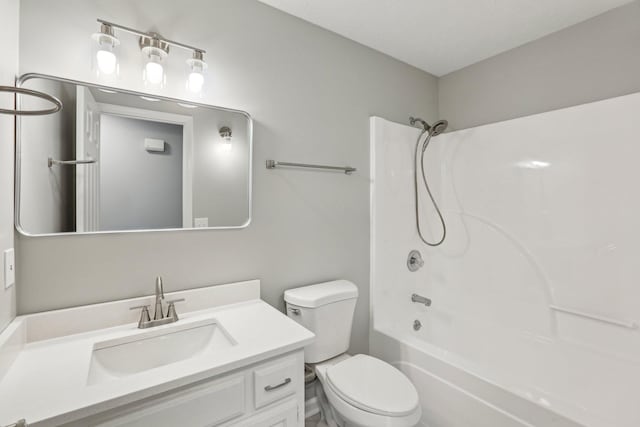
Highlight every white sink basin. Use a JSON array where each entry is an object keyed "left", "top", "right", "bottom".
[{"left": 87, "top": 319, "right": 235, "bottom": 385}]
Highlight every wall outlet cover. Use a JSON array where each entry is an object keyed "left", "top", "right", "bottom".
[{"left": 4, "top": 248, "right": 15, "bottom": 289}]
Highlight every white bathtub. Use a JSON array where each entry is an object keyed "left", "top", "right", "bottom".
[
  {"left": 370, "top": 321, "right": 634, "bottom": 427},
  {"left": 369, "top": 108, "right": 640, "bottom": 427}
]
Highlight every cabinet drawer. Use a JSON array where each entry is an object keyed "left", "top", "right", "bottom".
[
  {"left": 95, "top": 376, "right": 245, "bottom": 427},
  {"left": 254, "top": 357, "right": 298, "bottom": 409}
]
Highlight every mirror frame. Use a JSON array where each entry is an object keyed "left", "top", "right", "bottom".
[{"left": 15, "top": 73, "right": 253, "bottom": 237}]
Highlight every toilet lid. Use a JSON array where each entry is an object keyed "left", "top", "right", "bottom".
[{"left": 326, "top": 354, "right": 419, "bottom": 417}]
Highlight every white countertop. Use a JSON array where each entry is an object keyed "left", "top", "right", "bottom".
[{"left": 0, "top": 282, "right": 314, "bottom": 426}]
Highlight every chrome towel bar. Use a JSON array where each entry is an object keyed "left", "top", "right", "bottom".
[
  {"left": 266, "top": 160, "right": 356, "bottom": 174},
  {"left": 0, "top": 86, "right": 62, "bottom": 116},
  {"left": 48, "top": 157, "right": 97, "bottom": 167}
]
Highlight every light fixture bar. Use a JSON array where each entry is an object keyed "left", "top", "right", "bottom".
[{"left": 97, "top": 19, "right": 206, "bottom": 54}]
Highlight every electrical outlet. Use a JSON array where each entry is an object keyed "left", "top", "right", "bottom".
[
  {"left": 194, "top": 218, "right": 209, "bottom": 228},
  {"left": 4, "top": 248, "right": 15, "bottom": 289}
]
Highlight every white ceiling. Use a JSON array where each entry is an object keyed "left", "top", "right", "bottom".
[{"left": 257, "top": 0, "right": 634, "bottom": 76}]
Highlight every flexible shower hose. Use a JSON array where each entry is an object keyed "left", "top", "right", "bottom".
[{"left": 414, "top": 129, "right": 447, "bottom": 246}]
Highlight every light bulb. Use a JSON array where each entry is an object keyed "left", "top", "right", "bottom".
[
  {"left": 96, "top": 49, "right": 117, "bottom": 75},
  {"left": 145, "top": 59, "right": 164, "bottom": 85},
  {"left": 187, "top": 71, "right": 204, "bottom": 93}
]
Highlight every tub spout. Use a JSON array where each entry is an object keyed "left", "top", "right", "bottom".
[{"left": 411, "top": 293, "right": 432, "bottom": 307}]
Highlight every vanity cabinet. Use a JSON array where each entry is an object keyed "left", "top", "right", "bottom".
[{"left": 63, "top": 351, "right": 304, "bottom": 427}]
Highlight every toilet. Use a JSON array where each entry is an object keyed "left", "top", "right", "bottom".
[{"left": 284, "top": 280, "right": 422, "bottom": 427}]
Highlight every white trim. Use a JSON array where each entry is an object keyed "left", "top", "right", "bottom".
[{"left": 97, "top": 102, "right": 194, "bottom": 228}]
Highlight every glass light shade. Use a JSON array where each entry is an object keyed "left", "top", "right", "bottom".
[
  {"left": 92, "top": 29, "right": 119, "bottom": 79},
  {"left": 141, "top": 44, "right": 168, "bottom": 88},
  {"left": 186, "top": 56, "right": 207, "bottom": 94},
  {"left": 220, "top": 139, "right": 232, "bottom": 152},
  {"left": 219, "top": 127, "right": 232, "bottom": 152}
]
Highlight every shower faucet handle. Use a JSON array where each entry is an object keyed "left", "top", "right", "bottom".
[{"left": 407, "top": 250, "right": 424, "bottom": 272}]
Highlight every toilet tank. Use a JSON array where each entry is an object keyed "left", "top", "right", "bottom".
[{"left": 284, "top": 280, "right": 358, "bottom": 363}]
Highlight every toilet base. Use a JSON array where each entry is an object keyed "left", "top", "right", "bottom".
[{"left": 311, "top": 354, "right": 421, "bottom": 427}]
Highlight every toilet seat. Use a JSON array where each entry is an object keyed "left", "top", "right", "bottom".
[{"left": 325, "top": 354, "right": 420, "bottom": 417}]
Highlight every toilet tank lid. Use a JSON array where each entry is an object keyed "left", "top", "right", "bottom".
[{"left": 284, "top": 280, "right": 358, "bottom": 308}]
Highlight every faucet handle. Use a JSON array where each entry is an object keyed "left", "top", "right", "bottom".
[
  {"left": 129, "top": 304, "right": 151, "bottom": 327},
  {"left": 166, "top": 298, "right": 185, "bottom": 321}
]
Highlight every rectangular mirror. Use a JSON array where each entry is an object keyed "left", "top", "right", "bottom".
[{"left": 15, "top": 74, "right": 252, "bottom": 235}]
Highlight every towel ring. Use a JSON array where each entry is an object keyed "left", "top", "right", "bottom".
[{"left": 0, "top": 86, "right": 63, "bottom": 116}]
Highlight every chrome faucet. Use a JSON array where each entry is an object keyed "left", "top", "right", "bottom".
[
  {"left": 130, "top": 276, "right": 185, "bottom": 329},
  {"left": 154, "top": 276, "right": 165, "bottom": 320}
]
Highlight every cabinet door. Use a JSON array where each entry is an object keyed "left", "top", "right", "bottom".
[
  {"left": 255, "top": 406, "right": 297, "bottom": 427},
  {"left": 232, "top": 399, "right": 300, "bottom": 427},
  {"left": 89, "top": 376, "right": 245, "bottom": 427}
]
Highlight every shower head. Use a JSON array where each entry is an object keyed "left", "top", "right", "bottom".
[
  {"left": 409, "top": 117, "right": 448, "bottom": 136},
  {"left": 429, "top": 120, "right": 448, "bottom": 137}
]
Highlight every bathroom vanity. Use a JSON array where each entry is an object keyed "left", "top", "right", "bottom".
[{"left": 0, "top": 280, "right": 314, "bottom": 427}]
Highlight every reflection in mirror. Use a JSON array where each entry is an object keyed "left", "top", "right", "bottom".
[{"left": 16, "top": 74, "right": 252, "bottom": 235}]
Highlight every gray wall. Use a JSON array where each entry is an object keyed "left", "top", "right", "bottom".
[
  {"left": 0, "top": 0, "right": 18, "bottom": 333},
  {"left": 100, "top": 115, "right": 183, "bottom": 230},
  {"left": 18, "top": 78, "right": 76, "bottom": 234},
  {"left": 191, "top": 110, "right": 250, "bottom": 227},
  {"left": 89, "top": 87, "right": 251, "bottom": 228},
  {"left": 439, "top": 1, "right": 640, "bottom": 131},
  {"left": 15, "top": 0, "right": 438, "bottom": 355}
]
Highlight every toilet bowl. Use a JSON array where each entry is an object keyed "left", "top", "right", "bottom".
[
  {"left": 314, "top": 354, "right": 421, "bottom": 427},
  {"left": 284, "top": 280, "right": 422, "bottom": 427}
]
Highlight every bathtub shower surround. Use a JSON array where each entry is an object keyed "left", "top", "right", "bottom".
[{"left": 370, "top": 91, "right": 640, "bottom": 427}]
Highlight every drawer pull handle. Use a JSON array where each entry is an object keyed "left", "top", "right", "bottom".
[{"left": 264, "top": 377, "right": 291, "bottom": 391}]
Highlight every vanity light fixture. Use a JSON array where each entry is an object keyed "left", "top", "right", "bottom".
[
  {"left": 219, "top": 126, "right": 232, "bottom": 141},
  {"left": 92, "top": 23, "right": 120, "bottom": 77},
  {"left": 93, "top": 19, "right": 207, "bottom": 93},
  {"left": 219, "top": 126, "right": 232, "bottom": 151}
]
